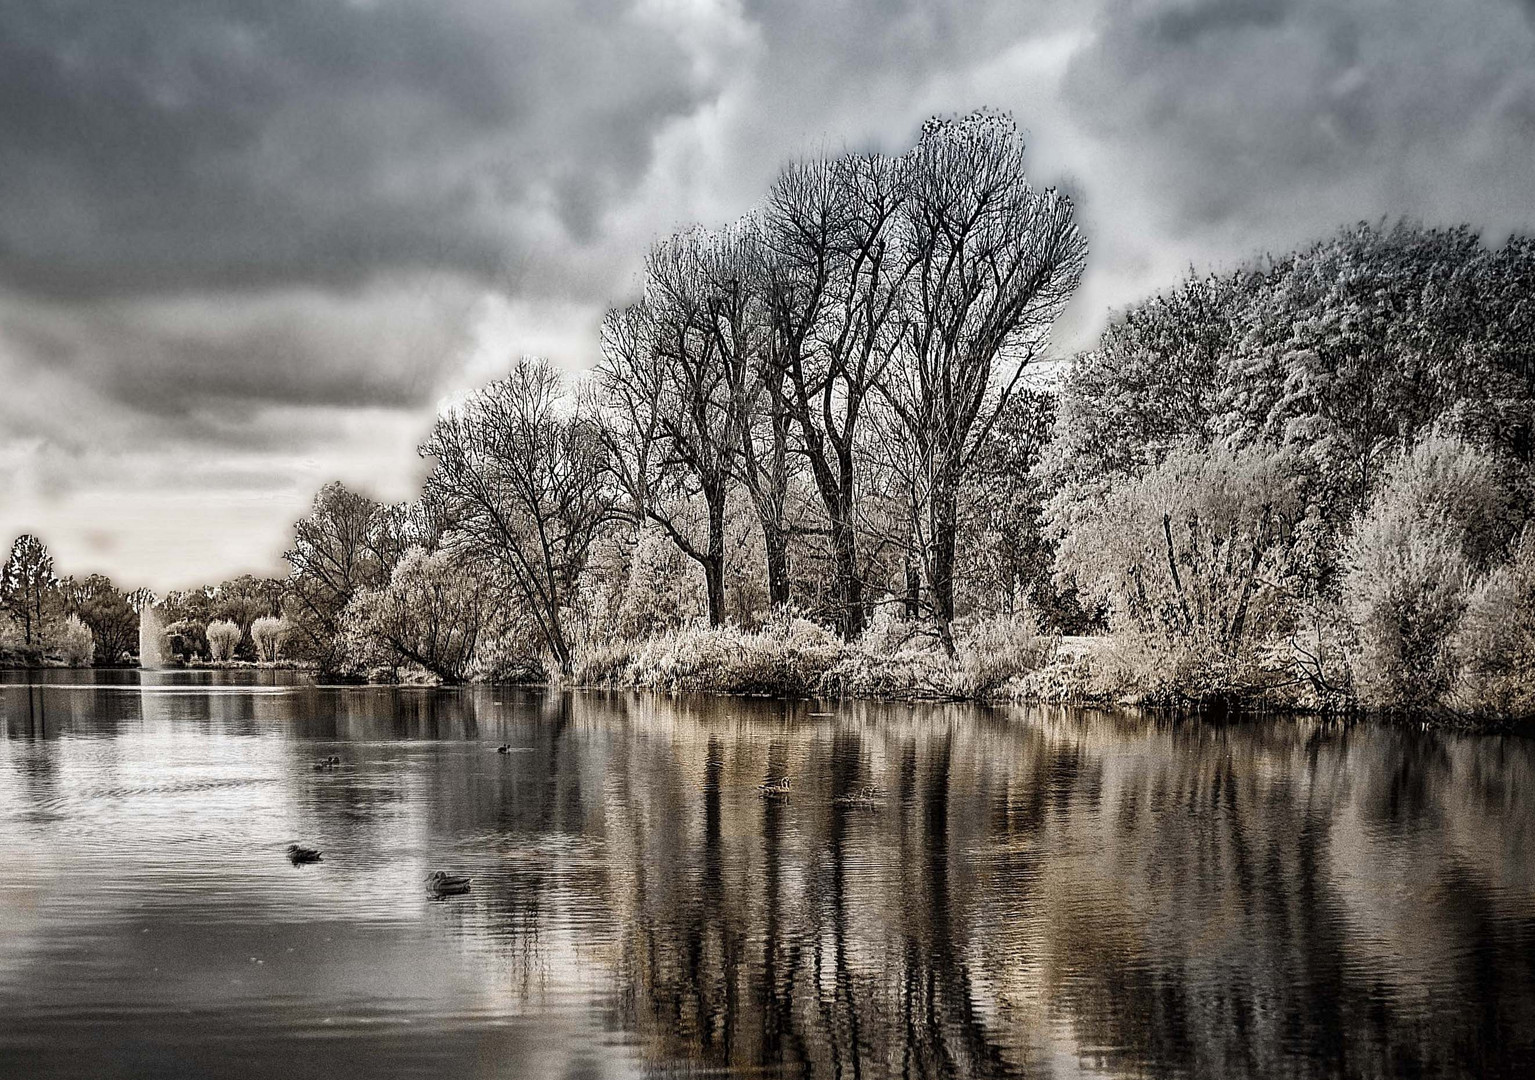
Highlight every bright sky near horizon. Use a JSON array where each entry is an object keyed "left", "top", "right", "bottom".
[{"left": 4, "top": 0, "right": 1535, "bottom": 591}]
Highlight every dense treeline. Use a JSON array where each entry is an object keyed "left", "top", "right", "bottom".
[
  {"left": 1052, "top": 223, "right": 1535, "bottom": 716},
  {"left": 4, "top": 115, "right": 1532, "bottom": 720}
]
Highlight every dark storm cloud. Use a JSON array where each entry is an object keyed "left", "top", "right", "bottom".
[
  {"left": 0, "top": 0, "right": 707, "bottom": 299},
  {"left": 1063, "top": 0, "right": 1535, "bottom": 240},
  {"left": 6, "top": 0, "right": 1535, "bottom": 587}
]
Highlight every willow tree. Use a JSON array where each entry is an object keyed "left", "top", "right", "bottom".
[
  {"left": 884, "top": 112, "right": 1086, "bottom": 646},
  {"left": 422, "top": 358, "right": 614, "bottom": 673}
]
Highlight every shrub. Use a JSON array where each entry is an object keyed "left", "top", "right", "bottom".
[
  {"left": 1449, "top": 529, "right": 1535, "bottom": 718},
  {"left": 249, "top": 616, "right": 291, "bottom": 663},
  {"left": 54, "top": 614, "right": 94, "bottom": 666},
  {"left": 1341, "top": 436, "right": 1517, "bottom": 710},
  {"left": 205, "top": 619, "right": 242, "bottom": 661},
  {"left": 1049, "top": 443, "right": 1312, "bottom": 702}
]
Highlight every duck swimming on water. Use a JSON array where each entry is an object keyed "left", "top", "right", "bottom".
[
  {"left": 312, "top": 755, "right": 341, "bottom": 770},
  {"left": 495, "top": 744, "right": 512, "bottom": 754},
  {"left": 287, "top": 844, "right": 322, "bottom": 865},
  {"left": 426, "top": 871, "right": 472, "bottom": 897}
]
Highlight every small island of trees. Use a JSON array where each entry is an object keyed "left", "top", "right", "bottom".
[{"left": 4, "top": 112, "right": 1533, "bottom": 723}]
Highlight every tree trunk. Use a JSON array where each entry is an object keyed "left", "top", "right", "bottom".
[
  {"left": 705, "top": 489, "right": 727, "bottom": 627},
  {"left": 831, "top": 508, "right": 864, "bottom": 639},
  {"left": 926, "top": 481, "right": 959, "bottom": 654},
  {"left": 764, "top": 525, "right": 790, "bottom": 609},
  {"left": 903, "top": 541, "right": 921, "bottom": 619}
]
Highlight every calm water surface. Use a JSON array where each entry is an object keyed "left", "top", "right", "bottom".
[{"left": 2, "top": 670, "right": 1532, "bottom": 1079}]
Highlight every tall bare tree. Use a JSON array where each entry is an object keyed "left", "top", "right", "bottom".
[
  {"left": 423, "top": 358, "right": 615, "bottom": 673},
  {"left": 885, "top": 112, "right": 1086, "bottom": 646},
  {"left": 760, "top": 153, "right": 909, "bottom": 637}
]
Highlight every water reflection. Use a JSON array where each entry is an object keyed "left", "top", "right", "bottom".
[{"left": 1, "top": 670, "right": 1532, "bottom": 1078}]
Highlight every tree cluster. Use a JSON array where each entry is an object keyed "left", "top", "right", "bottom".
[{"left": 1049, "top": 223, "right": 1535, "bottom": 713}]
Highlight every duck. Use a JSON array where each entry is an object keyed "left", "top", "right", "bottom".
[
  {"left": 287, "top": 843, "right": 322, "bottom": 864},
  {"left": 758, "top": 776, "right": 791, "bottom": 800},
  {"left": 426, "top": 871, "right": 472, "bottom": 896},
  {"left": 495, "top": 744, "right": 512, "bottom": 754},
  {"left": 312, "top": 755, "right": 341, "bottom": 771}
]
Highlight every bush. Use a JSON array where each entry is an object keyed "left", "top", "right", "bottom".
[
  {"left": 205, "top": 619, "right": 242, "bottom": 661},
  {"left": 577, "top": 611, "right": 1057, "bottom": 701},
  {"left": 249, "top": 616, "right": 291, "bottom": 663},
  {"left": 1341, "top": 436, "right": 1517, "bottom": 710},
  {"left": 1449, "top": 529, "right": 1535, "bottom": 718},
  {"left": 54, "top": 614, "right": 94, "bottom": 666}
]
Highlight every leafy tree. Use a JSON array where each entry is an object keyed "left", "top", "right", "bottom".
[
  {"left": 284, "top": 482, "right": 410, "bottom": 670},
  {"left": 1, "top": 534, "right": 57, "bottom": 647},
  {"left": 59, "top": 574, "right": 138, "bottom": 664}
]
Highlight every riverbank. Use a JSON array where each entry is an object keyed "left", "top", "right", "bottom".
[{"left": 566, "top": 619, "right": 1534, "bottom": 731}]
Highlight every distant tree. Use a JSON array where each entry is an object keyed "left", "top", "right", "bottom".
[
  {"left": 422, "top": 358, "right": 616, "bottom": 674},
  {"left": 1, "top": 534, "right": 57, "bottom": 647},
  {"left": 205, "top": 619, "right": 242, "bottom": 661},
  {"left": 59, "top": 574, "right": 138, "bottom": 664},
  {"left": 250, "top": 615, "right": 293, "bottom": 663}
]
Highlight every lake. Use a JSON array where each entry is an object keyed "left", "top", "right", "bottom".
[{"left": 2, "top": 670, "right": 1532, "bottom": 1079}]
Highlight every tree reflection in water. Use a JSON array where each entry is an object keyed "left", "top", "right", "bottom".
[{"left": 2, "top": 674, "right": 1532, "bottom": 1079}]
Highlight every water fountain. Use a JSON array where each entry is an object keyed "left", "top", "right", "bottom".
[{"left": 137, "top": 603, "right": 165, "bottom": 670}]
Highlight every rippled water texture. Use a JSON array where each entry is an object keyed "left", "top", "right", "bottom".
[{"left": 2, "top": 670, "right": 1532, "bottom": 1078}]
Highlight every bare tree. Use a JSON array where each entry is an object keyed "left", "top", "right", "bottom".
[
  {"left": 760, "top": 153, "right": 909, "bottom": 637},
  {"left": 884, "top": 112, "right": 1086, "bottom": 647},
  {"left": 422, "top": 358, "right": 615, "bottom": 673},
  {"left": 597, "top": 231, "right": 747, "bottom": 626}
]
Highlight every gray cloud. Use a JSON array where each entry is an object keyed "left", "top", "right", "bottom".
[
  {"left": 4, "top": 0, "right": 1535, "bottom": 586},
  {"left": 1063, "top": 0, "right": 1535, "bottom": 242},
  {"left": 0, "top": 0, "right": 709, "bottom": 299}
]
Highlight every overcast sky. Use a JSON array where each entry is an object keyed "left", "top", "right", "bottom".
[{"left": 4, "top": 0, "right": 1535, "bottom": 591}]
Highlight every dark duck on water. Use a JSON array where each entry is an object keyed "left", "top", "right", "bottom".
[
  {"left": 287, "top": 844, "right": 322, "bottom": 865},
  {"left": 426, "top": 871, "right": 472, "bottom": 897}
]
